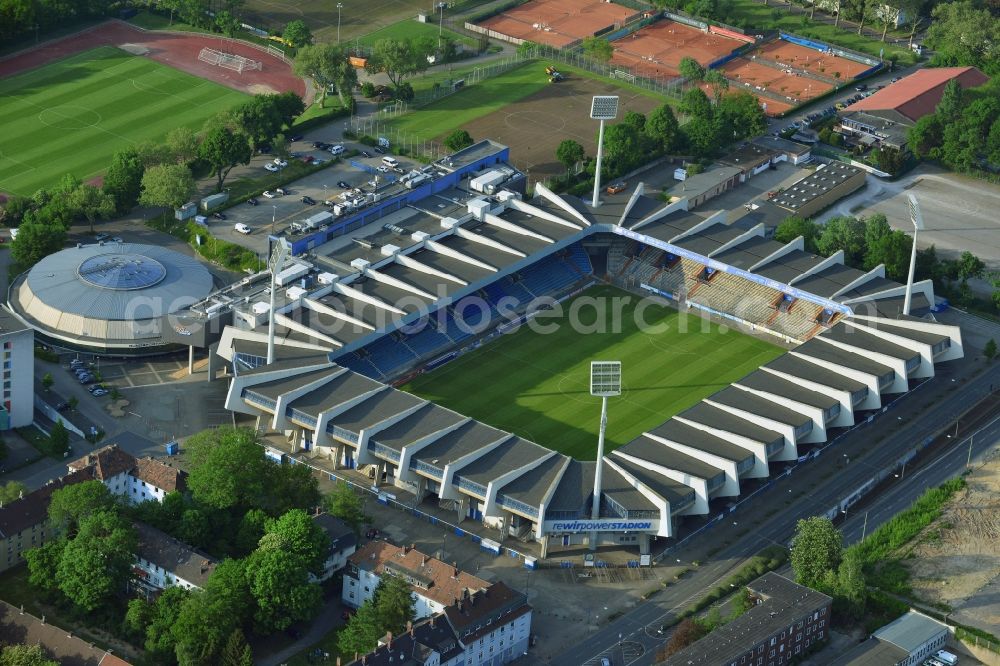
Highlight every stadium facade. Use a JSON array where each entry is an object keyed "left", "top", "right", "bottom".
[{"left": 216, "top": 141, "right": 962, "bottom": 557}]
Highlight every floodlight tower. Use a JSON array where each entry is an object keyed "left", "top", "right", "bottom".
[
  {"left": 590, "top": 95, "right": 619, "bottom": 208},
  {"left": 590, "top": 361, "right": 621, "bottom": 546},
  {"left": 266, "top": 239, "right": 290, "bottom": 365},
  {"left": 903, "top": 194, "right": 924, "bottom": 316}
]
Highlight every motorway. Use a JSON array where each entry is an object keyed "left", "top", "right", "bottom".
[{"left": 538, "top": 365, "right": 1000, "bottom": 666}]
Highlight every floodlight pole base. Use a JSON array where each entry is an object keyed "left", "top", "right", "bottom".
[
  {"left": 903, "top": 226, "right": 918, "bottom": 316},
  {"left": 590, "top": 395, "right": 609, "bottom": 550},
  {"left": 591, "top": 118, "right": 606, "bottom": 208}
]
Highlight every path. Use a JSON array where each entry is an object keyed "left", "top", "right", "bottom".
[{"left": 255, "top": 594, "right": 346, "bottom": 666}]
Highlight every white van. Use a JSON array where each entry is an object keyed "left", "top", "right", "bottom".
[
  {"left": 935, "top": 651, "right": 958, "bottom": 666},
  {"left": 234, "top": 223, "right": 252, "bottom": 235},
  {"left": 381, "top": 156, "right": 399, "bottom": 168},
  {"left": 9, "top": 228, "right": 18, "bottom": 241},
  {"left": 329, "top": 144, "right": 345, "bottom": 156}
]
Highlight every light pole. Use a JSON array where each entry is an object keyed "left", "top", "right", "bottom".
[
  {"left": 589, "top": 361, "right": 621, "bottom": 550},
  {"left": 895, "top": 461, "right": 906, "bottom": 480},
  {"left": 266, "top": 240, "right": 289, "bottom": 365},
  {"left": 337, "top": 3, "right": 344, "bottom": 44},
  {"left": 271, "top": 205, "right": 277, "bottom": 234},
  {"left": 860, "top": 511, "right": 868, "bottom": 542},
  {"left": 589, "top": 96, "right": 619, "bottom": 208},
  {"left": 437, "top": 2, "right": 447, "bottom": 50},
  {"left": 903, "top": 194, "right": 924, "bottom": 315},
  {"left": 967, "top": 433, "right": 974, "bottom": 469}
]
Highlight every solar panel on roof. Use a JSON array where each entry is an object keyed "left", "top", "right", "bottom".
[{"left": 77, "top": 254, "right": 167, "bottom": 290}]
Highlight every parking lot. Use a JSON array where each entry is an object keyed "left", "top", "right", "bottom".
[{"left": 202, "top": 138, "right": 423, "bottom": 257}]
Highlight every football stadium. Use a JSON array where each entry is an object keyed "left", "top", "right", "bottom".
[{"left": 216, "top": 140, "right": 963, "bottom": 558}]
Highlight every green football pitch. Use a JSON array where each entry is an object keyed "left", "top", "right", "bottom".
[
  {"left": 0, "top": 46, "right": 246, "bottom": 197},
  {"left": 401, "top": 285, "right": 785, "bottom": 460}
]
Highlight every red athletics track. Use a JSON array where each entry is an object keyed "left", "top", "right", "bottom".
[{"left": 0, "top": 20, "right": 307, "bottom": 100}]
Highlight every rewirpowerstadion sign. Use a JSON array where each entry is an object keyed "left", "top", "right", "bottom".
[{"left": 545, "top": 519, "right": 657, "bottom": 533}]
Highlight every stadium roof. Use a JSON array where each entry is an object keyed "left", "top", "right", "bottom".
[
  {"left": 844, "top": 66, "right": 988, "bottom": 122},
  {"left": 496, "top": 453, "right": 568, "bottom": 510},
  {"left": 22, "top": 243, "right": 213, "bottom": 320},
  {"left": 370, "top": 404, "right": 467, "bottom": 453}
]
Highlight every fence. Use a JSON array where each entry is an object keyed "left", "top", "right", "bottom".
[
  {"left": 779, "top": 31, "right": 881, "bottom": 65},
  {"left": 532, "top": 44, "right": 685, "bottom": 99}
]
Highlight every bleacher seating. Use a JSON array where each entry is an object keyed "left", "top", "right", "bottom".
[
  {"left": 404, "top": 319, "right": 454, "bottom": 356},
  {"left": 519, "top": 254, "right": 581, "bottom": 298},
  {"left": 565, "top": 244, "right": 593, "bottom": 275},
  {"left": 363, "top": 334, "right": 418, "bottom": 376},
  {"left": 338, "top": 354, "right": 384, "bottom": 380},
  {"left": 503, "top": 277, "right": 534, "bottom": 304}
]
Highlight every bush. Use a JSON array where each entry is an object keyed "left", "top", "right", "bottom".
[{"left": 361, "top": 81, "right": 376, "bottom": 98}]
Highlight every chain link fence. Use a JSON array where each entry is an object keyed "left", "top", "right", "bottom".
[{"left": 529, "top": 44, "right": 686, "bottom": 99}]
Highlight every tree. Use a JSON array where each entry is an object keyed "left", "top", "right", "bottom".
[
  {"left": 68, "top": 184, "right": 115, "bottom": 233},
  {"left": 204, "top": 557, "right": 254, "bottom": 623},
  {"left": 662, "top": 618, "right": 708, "bottom": 657},
  {"left": 221, "top": 628, "right": 254, "bottom": 666},
  {"left": 67, "top": 395, "right": 78, "bottom": 411},
  {"left": 272, "top": 133, "right": 289, "bottom": 160},
  {"left": 365, "top": 39, "right": 429, "bottom": 92},
  {"left": 10, "top": 219, "right": 66, "bottom": 268},
  {"left": 372, "top": 575, "right": 416, "bottom": 636},
  {"left": 683, "top": 116, "right": 718, "bottom": 157},
  {"left": 124, "top": 597, "right": 155, "bottom": 641},
  {"left": 678, "top": 56, "right": 705, "bottom": 81},
  {"left": 236, "top": 508, "right": 270, "bottom": 555},
  {"left": 581, "top": 36, "right": 613, "bottom": 62},
  {"left": 326, "top": 481, "right": 368, "bottom": 536},
  {"left": 556, "top": 139, "right": 585, "bottom": 171},
  {"left": 214, "top": 9, "right": 240, "bottom": 36},
  {"left": 185, "top": 427, "right": 270, "bottom": 511},
  {"left": 273, "top": 92, "right": 306, "bottom": 128},
  {"left": 56, "top": 511, "right": 137, "bottom": 612},
  {"left": 139, "top": 164, "right": 195, "bottom": 209},
  {"left": 0, "top": 480, "right": 27, "bottom": 504},
  {"left": 245, "top": 540, "right": 322, "bottom": 632},
  {"left": 260, "top": 509, "right": 330, "bottom": 576},
  {"left": 866, "top": 229, "right": 911, "bottom": 280},
  {"left": 646, "top": 104, "right": 681, "bottom": 153},
  {"left": 717, "top": 91, "right": 766, "bottom": 142},
  {"left": 0, "top": 644, "right": 58, "bottom": 666},
  {"left": 681, "top": 87, "right": 713, "bottom": 121},
  {"left": 271, "top": 462, "right": 322, "bottom": 516},
  {"left": 956, "top": 250, "right": 985, "bottom": 283},
  {"left": 294, "top": 44, "right": 357, "bottom": 108},
  {"left": 338, "top": 599, "right": 383, "bottom": 656},
  {"left": 48, "top": 479, "right": 115, "bottom": 535},
  {"left": 774, "top": 216, "right": 820, "bottom": 253},
  {"left": 228, "top": 96, "right": 283, "bottom": 149},
  {"left": 863, "top": 212, "right": 891, "bottom": 252},
  {"left": 728, "top": 587, "right": 753, "bottom": 620},
  {"left": 844, "top": 0, "right": 875, "bottom": 34},
  {"left": 817, "top": 215, "right": 867, "bottom": 266},
  {"left": 908, "top": 114, "right": 943, "bottom": 159},
  {"left": 935, "top": 79, "right": 965, "bottom": 124},
  {"left": 622, "top": 110, "right": 646, "bottom": 133},
  {"left": 41, "top": 372, "right": 53, "bottom": 391},
  {"left": 516, "top": 40, "right": 538, "bottom": 58},
  {"left": 171, "top": 591, "right": 236, "bottom": 665},
  {"left": 704, "top": 69, "right": 729, "bottom": 104},
  {"left": 985, "top": 338, "right": 997, "bottom": 360},
  {"left": 166, "top": 127, "right": 201, "bottom": 165},
  {"left": 925, "top": 1, "right": 1000, "bottom": 75},
  {"left": 444, "top": 129, "right": 474, "bottom": 152},
  {"left": 103, "top": 147, "right": 145, "bottom": 213},
  {"left": 600, "top": 122, "right": 643, "bottom": 175},
  {"left": 47, "top": 420, "right": 68, "bottom": 458},
  {"left": 790, "top": 516, "right": 843, "bottom": 588},
  {"left": 873, "top": 145, "right": 906, "bottom": 176},
  {"left": 199, "top": 126, "right": 253, "bottom": 192},
  {"left": 144, "top": 587, "right": 189, "bottom": 662},
  {"left": 836, "top": 548, "right": 866, "bottom": 613},
  {"left": 24, "top": 539, "right": 66, "bottom": 593},
  {"left": 283, "top": 19, "right": 312, "bottom": 47}
]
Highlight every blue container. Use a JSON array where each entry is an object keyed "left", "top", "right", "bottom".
[{"left": 165, "top": 441, "right": 179, "bottom": 456}]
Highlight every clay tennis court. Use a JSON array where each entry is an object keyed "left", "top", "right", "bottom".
[
  {"left": 720, "top": 57, "right": 834, "bottom": 102},
  {"left": 456, "top": 74, "right": 661, "bottom": 183},
  {"left": 478, "top": 0, "right": 639, "bottom": 49},
  {"left": 755, "top": 39, "right": 871, "bottom": 80},
  {"left": 0, "top": 19, "right": 306, "bottom": 98},
  {"left": 609, "top": 19, "right": 743, "bottom": 79}
]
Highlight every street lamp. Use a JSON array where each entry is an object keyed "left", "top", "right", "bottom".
[
  {"left": 337, "top": 3, "right": 344, "bottom": 44},
  {"left": 437, "top": 2, "right": 447, "bottom": 50},
  {"left": 903, "top": 194, "right": 924, "bottom": 315}
]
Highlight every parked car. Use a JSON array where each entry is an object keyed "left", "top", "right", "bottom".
[
  {"left": 212, "top": 212, "right": 226, "bottom": 220},
  {"left": 855, "top": 84, "right": 867, "bottom": 91},
  {"left": 79, "top": 375, "right": 96, "bottom": 385},
  {"left": 55, "top": 402, "right": 70, "bottom": 411},
  {"left": 329, "top": 145, "right": 345, "bottom": 156},
  {"left": 276, "top": 187, "right": 289, "bottom": 196},
  {"left": 338, "top": 180, "right": 351, "bottom": 189},
  {"left": 376, "top": 165, "right": 390, "bottom": 173},
  {"left": 606, "top": 181, "right": 627, "bottom": 194},
  {"left": 374, "top": 146, "right": 386, "bottom": 154},
  {"left": 94, "top": 233, "right": 110, "bottom": 241},
  {"left": 301, "top": 196, "right": 316, "bottom": 205},
  {"left": 289, "top": 134, "right": 303, "bottom": 142},
  {"left": 247, "top": 197, "right": 259, "bottom": 206},
  {"left": 264, "top": 163, "right": 280, "bottom": 172},
  {"left": 891, "top": 77, "right": 900, "bottom": 83},
  {"left": 273, "top": 158, "right": 288, "bottom": 168},
  {"left": 234, "top": 223, "right": 252, "bottom": 235},
  {"left": 312, "top": 141, "right": 327, "bottom": 150},
  {"left": 262, "top": 191, "right": 277, "bottom": 198},
  {"left": 91, "top": 388, "right": 109, "bottom": 397},
  {"left": 360, "top": 150, "right": 371, "bottom": 158},
  {"left": 302, "top": 155, "right": 315, "bottom": 164}
]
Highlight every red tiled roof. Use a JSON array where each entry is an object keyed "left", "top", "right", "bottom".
[
  {"left": 0, "top": 468, "right": 94, "bottom": 537},
  {"left": 133, "top": 457, "right": 186, "bottom": 493},
  {"left": 0, "top": 600, "right": 133, "bottom": 666},
  {"left": 67, "top": 444, "right": 135, "bottom": 481},
  {"left": 844, "top": 66, "right": 988, "bottom": 122}
]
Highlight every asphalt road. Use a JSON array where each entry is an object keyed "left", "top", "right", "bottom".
[{"left": 540, "top": 365, "right": 1000, "bottom": 666}]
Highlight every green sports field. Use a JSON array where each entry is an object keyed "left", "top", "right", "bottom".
[
  {"left": 0, "top": 46, "right": 246, "bottom": 197},
  {"left": 401, "top": 285, "right": 784, "bottom": 460}
]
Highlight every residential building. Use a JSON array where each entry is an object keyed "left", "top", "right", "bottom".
[
  {"left": 664, "top": 572, "right": 833, "bottom": 665},
  {"left": 312, "top": 512, "right": 357, "bottom": 581},
  {"left": 830, "top": 610, "right": 949, "bottom": 666},
  {"left": 0, "top": 468, "right": 93, "bottom": 573},
  {"left": 0, "top": 307, "right": 34, "bottom": 430},
  {"left": 344, "top": 581, "right": 532, "bottom": 666},
  {"left": 68, "top": 444, "right": 186, "bottom": 504},
  {"left": 132, "top": 522, "right": 217, "bottom": 596},
  {"left": 839, "top": 66, "right": 988, "bottom": 150},
  {"left": 344, "top": 541, "right": 490, "bottom": 618},
  {"left": 0, "top": 599, "right": 132, "bottom": 666}
]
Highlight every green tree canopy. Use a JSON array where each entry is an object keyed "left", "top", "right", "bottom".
[
  {"left": 138, "top": 164, "right": 195, "bottom": 209},
  {"left": 221, "top": 628, "right": 254, "bottom": 666},
  {"left": 294, "top": 44, "right": 358, "bottom": 108},
  {"left": 260, "top": 509, "right": 330, "bottom": 576},
  {"left": 0, "top": 644, "right": 59, "bottom": 666},
  {"left": 0, "top": 480, "right": 27, "bottom": 504},
  {"left": 68, "top": 184, "right": 115, "bottom": 234},
  {"left": 925, "top": 1, "right": 1000, "bottom": 75},
  {"left": 646, "top": 104, "right": 681, "bottom": 153},
  {"left": 556, "top": 139, "right": 585, "bottom": 170},
  {"left": 142, "top": 587, "right": 189, "bottom": 663},
  {"left": 581, "top": 36, "right": 613, "bottom": 62},
  {"left": 103, "top": 147, "right": 145, "bottom": 213},
  {"left": 717, "top": 91, "right": 766, "bottom": 141},
  {"left": 774, "top": 216, "right": 820, "bottom": 252},
  {"left": 283, "top": 19, "right": 313, "bottom": 47},
  {"left": 817, "top": 215, "right": 867, "bottom": 265},
  {"left": 165, "top": 126, "right": 201, "bottom": 165},
  {"left": 444, "top": 129, "right": 474, "bottom": 152},
  {"left": 25, "top": 538, "right": 66, "bottom": 594},
  {"left": 185, "top": 427, "right": 270, "bottom": 511},
  {"left": 680, "top": 87, "right": 713, "bottom": 121},
  {"left": 338, "top": 598, "right": 383, "bottom": 656},
  {"left": 365, "top": 39, "right": 430, "bottom": 91},
  {"left": 790, "top": 516, "right": 843, "bottom": 588},
  {"left": 10, "top": 219, "right": 66, "bottom": 268},
  {"left": 56, "top": 511, "right": 137, "bottom": 612},
  {"left": 372, "top": 574, "right": 416, "bottom": 636},
  {"left": 47, "top": 479, "right": 116, "bottom": 535},
  {"left": 198, "top": 125, "right": 253, "bottom": 192},
  {"left": 245, "top": 540, "right": 322, "bottom": 632},
  {"left": 325, "top": 481, "right": 368, "bottom": 536},
  {"left": 678, "top": 56, "right": 705, "bottom": 81}
]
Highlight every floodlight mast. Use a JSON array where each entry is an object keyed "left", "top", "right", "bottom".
[
  {"left": 590, "top": 96, "right": 619, "bottom": 208},
  {"left": 903, "top": 194, "right": 924, "bottom": 316},
  {"left": 590, "top": 361, "right": 621, "bottom": 549},
  {"left": 266, "top": 239, "right": 290, "bottom": 365}
]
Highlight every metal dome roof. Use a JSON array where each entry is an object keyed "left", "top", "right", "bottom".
[{"left": 23, "top": 243, "right": 214, "bottom": 321}]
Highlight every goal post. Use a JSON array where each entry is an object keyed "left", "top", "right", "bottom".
[{"left": 198, "top": 47, "right": 261, "bottom": 74}]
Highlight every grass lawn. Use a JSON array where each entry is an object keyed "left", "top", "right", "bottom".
[
  {"left": 401, "top": 285, "right": 783, "bottom": 459},
  {"left": 726, "top": 0, "right": 917, "bottom": 65},
  {"left": 355, "top": 18, "right": 478, "bottom": 49},
  {"left": 0, "top": 45, "right": 246, "bottom": 196},
  {"left": 387, "top": 60, "right": 673, "bottom": 142}
]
